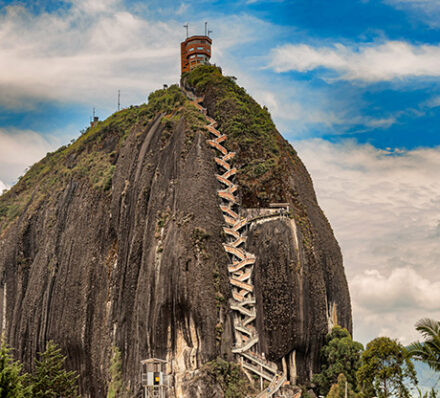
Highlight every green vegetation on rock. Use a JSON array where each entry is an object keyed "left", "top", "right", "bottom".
[
  {"left": 183, "top": 65, "right": 297, "bottom": 207},
  {"left": 0, "top": 84, "right": 203, "bottom": 235},
  {"left": 199, "top": 358, "right": 256, "bottom": 398},
  {"left": 107, "top": 346, "right": 129, "bottom": 398}
]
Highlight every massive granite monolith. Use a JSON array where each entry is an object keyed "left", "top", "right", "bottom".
[{"left": 0, "top": 66, "right": 351, "bottom": 397}]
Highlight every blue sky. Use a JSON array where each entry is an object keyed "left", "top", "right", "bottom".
[
  {"left": 1, "top": 0, "right": 440, "bottom": 352},
  {"left": 1, "top": 0, "right": 440, "bottom": 151}
]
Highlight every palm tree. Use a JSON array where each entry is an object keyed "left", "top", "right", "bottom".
[{"left": 408, "top": 318, "right": 440, "bottom": 372}]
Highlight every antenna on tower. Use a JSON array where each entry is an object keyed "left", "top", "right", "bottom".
[
  {"left": 93, "top": 107, "right": 95, "bottom": 119},
  {"left": 205, "top": 22, "right": 207, "bottom": 36},
  {"left": 118, "top": 90, "right": 120, "bottom": 111},
  {"left": 183, "top": 23, "right": 189, "bottom": 38}
]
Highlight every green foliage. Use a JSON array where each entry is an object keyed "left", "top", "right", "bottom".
[
  {"left": 202, "top": 358, "right": 255, "bottom": 398},
  {"left": 147, "top": 84, "right": 186, "bottom": 114},
  {"left": 357, "top": 336, "right": 417, "bottom": 398},
  {"left": 107, "top": 346, "right": 129, "bottom": 398},
  {"left": 183, "top": 65, "right": 291, "bottom": 206},
  {"left": 327, "top": 373, "right": 358, "bottom": 398},
  {"left": 312, "top": 326, "right": 364, "bottom": 396},
  {"left": 31, "top": 340, "right": 80, "bottom": 398},
  {"left": 0, "top": 338, "right": 32, "bottom": 398},
  {"left": 408, "top": 318, "right": 440, "bottom": 373}
]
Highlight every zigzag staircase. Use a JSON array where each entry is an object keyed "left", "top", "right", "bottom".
[{"left": 181, "top": 86, "right": 287, "bottom": 397}]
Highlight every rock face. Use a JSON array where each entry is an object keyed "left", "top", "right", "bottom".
[{"left": 0, "top": 68, "right": 351, "bottom": 396}]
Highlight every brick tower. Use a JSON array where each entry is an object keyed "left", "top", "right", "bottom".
[{"left": 180, "top": 33, "right": 212, "bottom": 74}]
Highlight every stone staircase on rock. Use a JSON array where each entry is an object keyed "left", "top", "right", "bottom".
[{"left": 181, "top": 86, "right": 287, "bottom": 397}]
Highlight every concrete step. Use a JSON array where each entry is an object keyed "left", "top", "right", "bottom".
[
  {"left": 232, "top": 269, "right": 252, "bottom": 282},
  {"left": 224, "top": 227, "right": 241, "bottom": 239},
  {"left": 223, "top": 151, "right": 236, "bottom": 161},
  {"left": 228, "top": 257, "right": 256, "bottom": 272},
  {"left": 229, "top": 235, "right": 247, "bottom": 248},
  {"left": 217, "top": 174, "right": 234, "bottom": 187},
  {"left": 229, "top": 277, "right": 254, "bottom": 293},
  {"left": 207, "top": 139, "right": 228, "bottom": 156},
  {"left": 215, "top": 157, "right": 231, "bottom": 170},
  {"left": 220, "top": 204, "right": 239, "bottom": 219},
  {"left": 241, "top": 361, "right": 274, "bottom": 382},
  {"left": 232, "top": 335, "right": 259, "bottom": 353},
  {"left": 230, "top": 302, "right": 256, "bottom": 317}
]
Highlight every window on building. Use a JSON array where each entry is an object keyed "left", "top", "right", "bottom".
[
  {"left": 189, "top": 47, "right": 194, "bottom": 51},
  {"left": 197, "top": 47, "right": 204, "bottom": 50},
  {"left": 190, "top": 54, "right": 196, "bottom": 59}
]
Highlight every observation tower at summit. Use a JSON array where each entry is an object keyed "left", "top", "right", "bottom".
[{"left": 180, "top": 23, "right": 212, "bottom": 75}]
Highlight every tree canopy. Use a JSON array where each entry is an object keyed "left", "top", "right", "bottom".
[
  {"left": 312, "top": 326, "right": 364, "bottom": 396},
  {"left": 0, "top": 339, "right": 32, "bottom": 398},
  {"left": 357, "top": 336, "right": 417, "bottom": 398},
  {"left": 31, "top": 340, "right": 79, "bottom": 398},
  {"left": 327, "top": 373, "right": 358, "bottom": 398}
]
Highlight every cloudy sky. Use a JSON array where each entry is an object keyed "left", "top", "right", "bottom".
[{"left": 1, "top": 0, "right": 439, "bottom": 346}]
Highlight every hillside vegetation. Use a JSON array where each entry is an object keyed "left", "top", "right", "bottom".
[
  {"left": 183, "top": 65, "right": 298, "bottom": 207},
  {"left": 0, "top": 85, "right": 205, "bottom": 235}
]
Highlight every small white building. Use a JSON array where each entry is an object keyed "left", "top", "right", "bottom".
[{"left": 141, "top": 358, "right": 169, "bottom": 398}]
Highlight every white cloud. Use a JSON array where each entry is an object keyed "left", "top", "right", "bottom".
[
  {"left": 0, "top": 3, "right": 181, "bottom": 110},
  {"left": 425, "top": 95, "right": 440, "bottom": 108},
  {"left": 386, "top": 0, "right": 440, "bottom": 27},
  {"left": 352, "top": 268, "right": 440, "bottom": 312},
  {"left": 0, "top": 2, "right": 275, "bottom": 112},
  {"left": 294, "top": 139, "right": 440, "bottom": 344},
  {"left": 0, "top": 129, "right": 59, "bottom": 185},
  {"left": 0, "top": 180, "right": 9, "bottom": 194},
  {"left": 270, "top": 41, "right": 440, "bottom": 82}
]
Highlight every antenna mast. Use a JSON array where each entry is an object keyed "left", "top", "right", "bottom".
[
  {"left": 118, "top": 90, "right": 120, "bottom": 111},
  {"left": 205, "top": 22, "right": 207, "bottom": 36},
  {"left": 183, "top": 23, "right": 189, "bottom": 38}
]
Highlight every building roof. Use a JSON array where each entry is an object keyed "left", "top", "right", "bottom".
[
  {"left": 182, "top": 35, "right": 212, "bottom": 43},
  {"left": 140, "top": 358, "right": 167, "bottom": 364}
]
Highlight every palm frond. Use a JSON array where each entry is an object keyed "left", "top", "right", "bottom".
[{"left": 415, "top": 319, "right": 440, "bottom": 340}]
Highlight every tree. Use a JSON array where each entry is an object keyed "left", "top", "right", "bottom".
[
  {"left": 327, "top": 374, "right": 358, "bottom": 398},
  {"left": 31, "top": 340, "right": 80, "bottom": 398},
  {"left": 312, "top": 326, "right": 364, "bottom": 396},
  {"left": 408, "top": 319, "right": 440, "bottom": 373},
  {"left": 357, "top": 337, "right": 417, "bottom": 398},
  {"left": 0, "top": 338, "right": 32, "bottom": 397}
]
